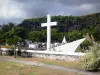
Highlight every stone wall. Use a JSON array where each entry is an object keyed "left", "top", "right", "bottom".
[
  {"left": 32, "top": 53, "right": 80, "bottom": 61},
  {"left": 21, "top": 50, "right": 85, "bottom": 61}
]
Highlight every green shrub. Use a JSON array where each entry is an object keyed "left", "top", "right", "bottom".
[
  {"left": 76, "top": 47, "right": 84, "bottom": 52},
  {"left": 81, "top": 44, "right": 100, "bottom": 71},
  {"left": 9, "top": 49, "right": 14, "bottom": 56}
]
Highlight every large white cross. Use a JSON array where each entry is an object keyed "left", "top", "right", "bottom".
[{"left": 41, "top": 14, "right": 57, "bottom": 51}]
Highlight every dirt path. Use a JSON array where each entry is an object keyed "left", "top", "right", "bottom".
[{"left": 0, "top": 57, "right": 100, "bottom": 75}]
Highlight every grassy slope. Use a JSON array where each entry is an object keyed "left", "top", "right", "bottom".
[
  {"left": 0, "top": 59, "right": 81, "bottom": 75},
  {"left": 1, "top": 56, "right": 82, "bottom": 69}
]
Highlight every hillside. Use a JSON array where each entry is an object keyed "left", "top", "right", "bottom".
[
  {"left": 18, "top": 12, "right": 100, "bottom": 42},
  {"left": 18, "top": 12, "right": 100, "bottom": 32}
]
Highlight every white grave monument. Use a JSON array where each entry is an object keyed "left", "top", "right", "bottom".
[
  {"left": 28, "top": 43, "right": 38, "bottom": 49},
  {"left": 41, "top": 14, "right": 86, "bottom": 52},
  {"left": 51, "top": 38, "right": 86, "bottom": 52},
  {"left": 41, "top": 14, "right": 57, "bottom": 51}
]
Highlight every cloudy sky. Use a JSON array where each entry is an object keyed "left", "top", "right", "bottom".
[{"left": 0, "top": 0, "right": 100, "bottom": 25}]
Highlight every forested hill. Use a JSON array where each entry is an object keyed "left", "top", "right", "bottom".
[
  {"left": 0, "top": 12, "right": 100, "bottom": 45},
  {"left": 18, "top": 12, "right": 100, "bottom": 32},
  {"left": 16, "top": 12, "right": 100, "bottom": 42}
]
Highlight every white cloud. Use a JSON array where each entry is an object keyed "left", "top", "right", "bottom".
[
  {"left": 0, "top": 0, "right": 27, "bottom": 19},
  {"left": 80, "top": 4, "right": 94, "bottom": 10},
  {"left": 0, "top": 0, "right": 11, "bottom": 6},
  {"left": 0, "top": 0, "right": 100, "bottom": 24}
]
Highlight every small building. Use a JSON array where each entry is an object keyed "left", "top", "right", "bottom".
[{"left": 0, "top": 48, "right": 12, "bottom": 55}]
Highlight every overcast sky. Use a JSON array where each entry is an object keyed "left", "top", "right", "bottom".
[{"left": 0, "top": 0, "right": 100, "bottom": 25}]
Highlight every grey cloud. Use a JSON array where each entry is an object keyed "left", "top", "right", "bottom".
[
  {"left": 57, "top": 0, "right": 100, "bottom": 5},
  {"left": 15, "top": 0, "right": 100, "bottom": 17},
  {"left": 16, "top": 0, "right": 58, "bottom": 17},
  {"left": 0, "top": 0, "right": 100, "bottom": 24},
  {"left": 16, "top": 0, "right": 100, "bottom": 5},
  {"left": 0, "top": 18, "right": 24, "bottom": 25}
]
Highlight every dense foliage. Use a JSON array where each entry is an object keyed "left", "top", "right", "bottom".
[
  {"left": 0, "top": 12, "right": 100, "bottom": 45},
  {"left": 81, "top": 44, "right": 100, "bottom": 71},
  {"left": 18, "top": 12, "right": 100, "bottom": 42}
]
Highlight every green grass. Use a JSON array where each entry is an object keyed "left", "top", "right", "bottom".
[
  {"left": 17, "top": 57, "right": 82, "bottom": 69},
  {"left": 1, "top": 56, "right": 82, "bottom": 69},
  {"left": 0, "top": 59, "right": 82, "bottom": 75}
]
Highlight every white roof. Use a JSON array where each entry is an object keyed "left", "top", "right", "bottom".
[{"left": 0, "top": 48, "right": 12, "bottom": 51}]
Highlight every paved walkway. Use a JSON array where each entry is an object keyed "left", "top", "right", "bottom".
[{"left": 0, "top": 57, "right": 100, "bottom": 75}]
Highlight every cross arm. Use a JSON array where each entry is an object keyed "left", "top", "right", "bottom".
[
  {"left": 41, "top": 22, "right": 57, "bottom": 27},
  {"left": 41, "top": 23, "right": 47, "bottom": 27}
]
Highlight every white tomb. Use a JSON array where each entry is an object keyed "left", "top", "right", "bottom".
[
  {"left": 28, "top": 43, "right": 38, "bottom": 49},
  {"left": 51, "top": 38, "right": 86, "bottom": 52},
  {"left": 41, "top": 14, "right": 86, "bottom": 53}
]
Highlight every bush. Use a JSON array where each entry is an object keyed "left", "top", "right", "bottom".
[
  {"left": 76, "top": 47, "right": 84, "bottom": 52},
  {"left": 9, "top": 49, "right": 14, "bottom": 56},
  {"left": 81, "top": 44, "right": 100, "bottom": 71}
]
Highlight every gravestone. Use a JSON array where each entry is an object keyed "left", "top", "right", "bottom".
[{"left": 28, "top": 43, "right": 38, "bottom": 49}]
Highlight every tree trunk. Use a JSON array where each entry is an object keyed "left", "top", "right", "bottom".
[
  {"left": 0, "top": 50, "right": 2, "bottom": 56},
  {"left": 13, "top": 45, "right": 16, "bottom": 58}
]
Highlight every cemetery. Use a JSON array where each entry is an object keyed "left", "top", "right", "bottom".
[
  {"left": 0, "top": 0, "right": 100, "bottom": 74},
  {"left": 0, "top": 13, "right": 100, "bottom": 72},
  {"left": 20, "top": 14, "right": 86, "bottom": 61}
]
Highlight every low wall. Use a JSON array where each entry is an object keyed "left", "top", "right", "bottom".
[
  {"left": 32, "top": 53, "right": 80, "bottom": 61},
  {"left": 21, "top": 50, "right": 86, "bottom": 61}
]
